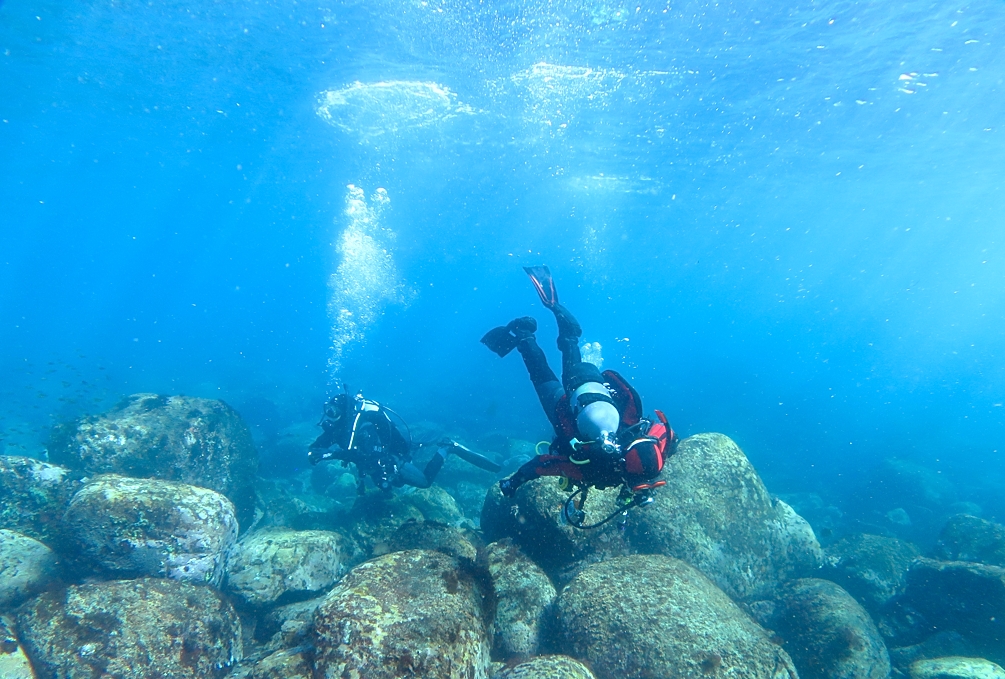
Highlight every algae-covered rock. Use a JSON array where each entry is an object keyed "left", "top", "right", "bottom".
[
  {"left": 553, "top": 554, "right": 798, "bottom": 679},
  {"left": 910, "top": 657, "right": 1005, "bottom": 679},
  {"left": 627, "top": 433, "right": 823, "bottom": 601},
  {"left": 15, "top": 577, "right": 242, "bottom": 678},
  {"left": 822, "top": 533, "right": 920, "bottom": 612},
  {"left": 384, "top": 519, "right": 480, "bottom": 561},
  {"left": 342, "top": 491, "right": 425, "bottom": 556},
  {"left": 0, "top": 455, "right": 81, "bottom": 544},
  {"left": 765, "top": 578, "right": 890, "bottom": 679},
  {"left": 0, "top": 529, "right": 59, "bottom": 610},
  {"left": 485, "top": 539, "right": 556, "bottom": 660},
  {"left": 251, "top": 648, "right": 312, "bottom": 679},
  {"left": 49, "top": 393, "right": 259, "bottom": 524},
  {"left": 406, "top": 485, "right": 466, "bottom": 525},
  {"left": 313, "top": 549, "right": 493, "bottom": 679},
  {"left": 933, "top": 516, "right": 1005, "bottom": 567},
  {"left": 63, "top": 474, "right": 238, "bottom": 585},
  {"left": 900, "top": 558, "right": 1005, "bottom": 652},
  {"left": 891, "top": 632, "right": 980, "bottom": 675},
  {"left": 225, "top": 528, "right": 344, "bottom": 607},
  {"left": 495, "top": 655, "right": 597, "bottom": 679},
  {"left": 481, "top": 478, "right": 628, "bottom": 581},
  {"left": 0, "top": 615, "right": 35, "bottom": 679}
]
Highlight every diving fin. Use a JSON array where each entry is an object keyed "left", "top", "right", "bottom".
[
  {"left": 523, "top": 265, "right": 558, "bottom": 309},
  {"left": 481, "top": 326, "right": 519, "bottom": 357},
  {"left": 444, "top": 440, "right": 502, "bottom": 473}
]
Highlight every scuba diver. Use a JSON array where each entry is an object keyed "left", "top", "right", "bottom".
[
  {"left": 481, "top": 266, "right": 677, "bottom": 528},
  {"left": 308, "top": 389, "right": 500, "bottom": 494}
]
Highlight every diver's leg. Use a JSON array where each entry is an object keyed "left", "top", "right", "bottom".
[
  {"left": 553, "top": 304, "right": 583, "bottom": 382},
  {"left": 515, "top": 333, "right": 564, "bottom": 428},
  {"left": 396, "top": 460, "right": 436, "bottom": 489}
]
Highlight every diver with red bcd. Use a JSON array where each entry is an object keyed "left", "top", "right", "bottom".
[{"left": 481, "top": 266, "right": 678, "bottom": 528}]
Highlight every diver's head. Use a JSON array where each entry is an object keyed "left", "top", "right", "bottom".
[
  {"left": 566, "top": 363, "right": 620, "bottom": 442},
  {"left": 320, "top": 393, "right": 350, "bottom": 431}
]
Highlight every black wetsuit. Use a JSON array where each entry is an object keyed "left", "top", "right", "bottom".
[{"left": 309, "top": 398, "right": 446, "bottom": 493}]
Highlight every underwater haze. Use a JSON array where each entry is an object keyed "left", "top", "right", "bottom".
[{"left": 3, "top": 0, "right": 1005, "bottom": 527}]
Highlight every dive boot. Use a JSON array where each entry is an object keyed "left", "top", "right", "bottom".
[{"left": 480, "top": 316, "right": 538, "bottom": 357}]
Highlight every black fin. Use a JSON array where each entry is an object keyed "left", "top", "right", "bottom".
[
  {"left": 447, "top": 441, "right": 502, "bottom": 473},
  {"left": 523, "top": 265, "right": 558, "bottom": 309},
  {"left": 481, "top": 326, "right": 518, "bottom": 357}
]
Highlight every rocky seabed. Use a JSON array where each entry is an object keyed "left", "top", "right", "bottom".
[{"left": 1, "top": 395, "right": 1004, "bottom": 679}]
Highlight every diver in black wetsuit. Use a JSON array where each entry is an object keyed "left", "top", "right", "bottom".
[
  {"left": 482, "top": 266, "right": 676, "bottom": 504},
  {"left": 308, "top": 390, "right": 500, "bottom": 494}
]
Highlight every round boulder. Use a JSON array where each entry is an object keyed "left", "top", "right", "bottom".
[
  {"left": 0, "top": 615, "right": 34, "bottom": 679},
  {"left": 226, "top": 528, "right": 345, "bottom": 607},
  {"left": 766, "top": 578, "right": 890, "bottom": 679},
  {"left": 15, "top": 577, "right": 242, "bottom": 678},
  {"left": 486, "top": 539, "right": 556, "bottom": 659},
  {"left": 554, "top": 554, "right": 798, "bottom": 679},
  {"left": 933, "top": 515, "right": 1005, "bottom": 567},
  {"left": 0, "top": 529, "right": 59, "bottom": 610},
  {"left": 822, "top": 533, "right": 921, "bottom": 613},
  {"left": 627, "top": 433, "right": 822, "bottom": 601},
  {"left": 383, "top": 519, "right": 480, "bottom": 561},
  {"left": 496, "top": 655, "right": 597, "bottom": 679},
  {"left": 481, "top": 478, "right": 629, "bottom": 582},
  {"left": 63, "top": 474, "right": 238, "bottom": 586},
  {"left": 251, "top": 648, "right": 312, "bottom": 679},
  {"left": 313, "top": 549, "right": 493, "bottom": 679},
  {"left": 0, "top": 455, "right": 81, "bottom": 544},
  {"left": 910, "top": 657, "right": 1005, "bottom": 679},
  {"left": 49, "top": 393, "right": 259, "bottom": 524}
]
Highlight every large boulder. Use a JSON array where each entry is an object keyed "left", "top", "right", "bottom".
[
  {"left": 899, "top": 558, "right": 1005, "bottom": 659},
  {"left": 481, "top": 478, "right": 629, "bottom": 582},
  {"left": 486, "top": 539, "right": 556, "bottom": 659},
  {"left": 932, "top": 516, "right": 1005, "bottom": 567},
  {"left": 0, "top": 529, "right": 59, "bottom": 610},
  {"left": 15, "top": 578, "right": 242, "bottom": 678},
  {"left": 909, "top": 657, "right": 1005, "bottom": 679},
  {"left": 627, "top": 433, "right": 823, "bottom": 601},
  {"left": 63, "top": 474, "right": 238, "bottom": 586},
  {"left": 495, "top": 655, "right": 597, "bottom": 679},
  {"left": 553, "top": 554, "right": 798, "bottom": 679},
  {"left": 760, "top": 578, "right": 890, "bottom": 679},
  {"left": 821, "top": 533, "right": 920, "bottom": 613},
  {"left": 383, "top": 519, "right": 480, "bottom": 562},
  {"left": 225, "top": 528, "right": 345, "bottom": 607},
  {"left": 0, "top": 455, "right": 81, "bottom": 544},
  {"left": 49, "top": 393, "right": 259, "bottom": 524},
  {"left": 313, "top": 549, "right": 493, "bottom": 679},
  {"left": 259, "top": 596, "right": 325, "bottom": 647}
]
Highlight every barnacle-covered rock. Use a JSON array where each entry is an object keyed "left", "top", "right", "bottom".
[
  {"left": 821, "top": 533, "right": 920, "bottom": 613},
  {"left": 909, "top": 656, "right": 1005, "bottom": 679},
  {"left": 49, "top": 394, "right": 259, "bottom": 524},
  {"left": 481, "top": 478, "right": 628, "bottom": 582},
  {"left": 0, "top": 529, "right": 59, "bottom": 611},
  {"left": 313, "top": 549, "right": 493, "bottom": 679},
  {"left": 763, "top": 578, "right": 890, "bottom": 679},
  {"left": 485, "top": 539, "right": 556, "bottom": 659},
  {"left": 495, "top": 655, "right": 597, "bottom": 679},
  {"left": 0, "top": 455, "right": 81, "bottom": 544},
  {"left": 553, "top": 554, "right": 798, "bottom": 679},
  {"left": 63, "top": 474, "right": 238, "bottom": 586},
  {"left": 932, "top": 516, "right": 1005, "bottom": 567},
  {"left": 627, "top": 433, "right": 822, "bottom": 601},
  {"left": 0, "top": 615, "right": 34, "bottom": 679},
  {"left": 15, "top": 578, "right": 242, "bottom": 678},
  {"left": 225, "top": 528, "right": 344, "bottom": 607}
]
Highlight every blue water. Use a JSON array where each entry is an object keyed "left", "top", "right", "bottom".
[{"left": 2, "top": 0, "right": 1004, "bottom": 526}]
